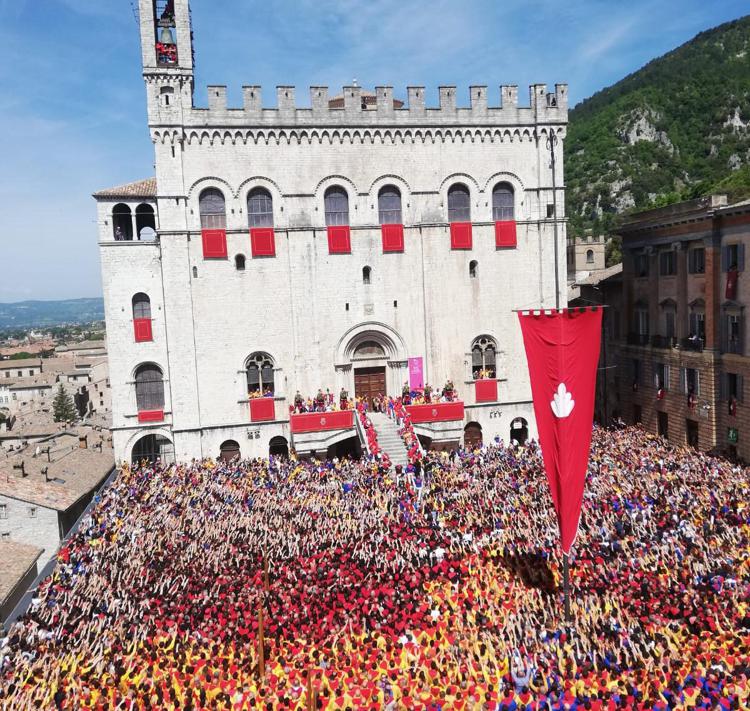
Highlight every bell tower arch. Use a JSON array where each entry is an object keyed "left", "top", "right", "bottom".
[{"left": 138, "top": 0, "right": 194, "bottom": 123}]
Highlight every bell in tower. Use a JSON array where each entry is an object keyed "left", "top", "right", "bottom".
[
  {"left": 155, "top": 0, "right": 178, "bottom": 65},
  {"left": 159, "top": 26, "right": 175, "bottom": 46}
]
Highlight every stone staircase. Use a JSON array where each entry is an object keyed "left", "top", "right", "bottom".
[{"left": 367, "top": 412, "right": 410, "bottom": 468}]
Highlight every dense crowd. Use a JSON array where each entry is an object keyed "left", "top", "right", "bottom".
[{"left": 1, "top": 426, "right": 749, "bottom": 710}]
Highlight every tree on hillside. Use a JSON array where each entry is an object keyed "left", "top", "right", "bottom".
[{"left": 53, "top": 384, "right": 78, "bottom": 423}]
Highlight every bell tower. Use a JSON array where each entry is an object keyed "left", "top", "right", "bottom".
[{"left": 138, "top": 0, "right": 194, "bottom": 124}]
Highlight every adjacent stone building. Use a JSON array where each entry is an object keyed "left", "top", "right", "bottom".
[
  {"left": 95, "top": 0, "right": 569, "bottom": 463},
  {"left": 616, "top": 195, "right": 750, "bottom": 459}
]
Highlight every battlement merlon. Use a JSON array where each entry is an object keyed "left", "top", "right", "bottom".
[{"left": 146, "top": 84, "right": 568, "bottom": 129}]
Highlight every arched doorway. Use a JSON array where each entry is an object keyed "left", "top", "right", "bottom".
[
  {"left": 464, "top": 422, "right": 483, "bottom": 449},
  {"left": 327, "top": 435, "right": 362, "bottom": 461},
  {"left": 269, "top": 436, "right": 289, "bottom": 458},
  {"left": 336, "top": 323, "right": 408, "bottom": 404},
  {"left": 510, "top": 417, "right": 528, "bottom": 446},
  {"left": 219, "top": 440, "right": 241, "bottom": 463},
  {"left": 131, "top": 434, "right": 174, "bottom": 465}
]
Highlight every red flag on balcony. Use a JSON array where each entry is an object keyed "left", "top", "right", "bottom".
[
  {"left": 726, "top": 267, "right": 738, "bottom": 300},
  {"left": 518, "top": 307, "right": 602, "bottom": 554}
]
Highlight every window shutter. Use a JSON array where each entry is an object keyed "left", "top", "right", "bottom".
[
  {"left": 739, "top": 375, "right": 744, "bottom": 403},
  {"left": 720, "top": 373, "right": 727, "bottom": 401},
  {"left": 721, "top": 246, "right": 728, "bottom": 272},
  {"left": 680, "top": 368, "right": 686, "bottom": 394},
  {"left": 695, "top": 371, "right": 700, "bottom": 397},
  {"left": 740, "top": 243, "right": 746, "bottom": 272}
]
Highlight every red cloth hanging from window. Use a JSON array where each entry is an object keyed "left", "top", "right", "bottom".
[
  {"left": 726, "top": 267, "right": 738, "bottom": 300},
  {"left": 474, "top": 379, "right": 498, "bottom": 403},
  {"left": 381, "top": 224, "right": 404, "bottom": 253},
  {"left": 202, "top": 229, "right": 227, "bottom": 258},
  {"left": 133, "top": 318, "right": 153, "bottom": 343},
  {"left": 518, "top": 307, "right": 602, "bottom": 554},
  {"left": 250, "top": 228, "right": 276, "bottom": 257},
  {"left": 495, "top": 220, "right": 517, "bottom": 248},
  {"left": 138, "top": 409, "right": 164, "bottom": 423},
  {"left": 450, "top": 222, "right": 473, "bottom": 250},
  {"left": 250, "top": 398, "right": 275, "bottom": 422},
  {"left": 327, "top": 226, "right": 351, "bottom": 254}
]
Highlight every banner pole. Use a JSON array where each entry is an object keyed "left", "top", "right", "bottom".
[
  {"left": 547, "top": 129, "right": 573, "bottom": 624},
  {"left": 563, "top": 554, "right": 571, "bottom": 622}
]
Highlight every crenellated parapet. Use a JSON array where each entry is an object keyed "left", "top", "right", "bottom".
[{"left": 148, "top": 84, "right": 568, "bottom": 130}]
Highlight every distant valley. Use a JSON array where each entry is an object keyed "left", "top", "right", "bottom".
[{"left": 0, "top": 298, "right": 104, "bottom": 329}]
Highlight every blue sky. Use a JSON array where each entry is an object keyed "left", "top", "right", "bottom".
[{"left": 0, "top": 0, "right": 747, "bottom": 301}]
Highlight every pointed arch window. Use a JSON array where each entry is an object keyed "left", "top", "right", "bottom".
[
  {"left": 471, "top": 336, "right": 497, "bottom": 379},
  {"left": 246, "top": 353, "right": 275, "bottom": 396}
]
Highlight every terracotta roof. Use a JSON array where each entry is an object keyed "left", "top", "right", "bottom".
[
  {"left": 93, "top": 177, "right": 156, "bottom": 199},
  {"left": 0, "top": 433, "right": 114, "bottom": 511},
  {"left": 0, "top": 359, "right": 42, "bottom": 370},
  {"left": 8, "top": 375, "right": 56, "bottom": 391},
  {"left": 575, "top": 263, "right": 623, "bottom": 286},
  {"left": 0, "top": 540, "right": 43, "bottom": 607}
]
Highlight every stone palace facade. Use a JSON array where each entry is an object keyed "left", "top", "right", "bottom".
[{"left": 95, "top": 0, "right": 569, "bottom": 463}]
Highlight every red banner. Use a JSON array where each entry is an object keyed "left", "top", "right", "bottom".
[
  {"left": 406, "top": 402, "right": 465, "bottom": 423},
  {"left": 250, "top": 397, "right": 275, "bottom": 422},
  {"left": 474, "top": 379, "right": 498, "bottom": 403},
  {"left": 290, "top": 410, "right": 354, "bottom": 433},
  {"left": 518, "top": 308, "right": 602, "bottom": 554},
  {"left": 726, "top": 268, "right": 738, "bottom": 300}
]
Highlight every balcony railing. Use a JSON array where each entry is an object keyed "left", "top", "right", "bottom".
[
  {"left": 681, "top": 336, "right": 704, "bottom": 352},
  {"left": 651, "top": 335, "right": 678, "bottom": 349},
  {"left": 627, "top": 333, "right": 650, "bottom": 346}
]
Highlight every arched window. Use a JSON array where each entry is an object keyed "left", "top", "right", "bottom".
[
  {"left": 448, "top": 184, "right": 471, "bottom": 222},
  {"left": 378, "top": 185, "right": 402, "bottom": 224},
  {"left": 247, "top": 187, "right": 273, "bottom": 228},
  {"left": 363, "top": 266, "right": 371, "bottom": 284},
  {"left": 324, "top": 186, "right": 349, "bottom": 226},
  {"left": 199, "top": 188, "right": 226, "bottom": 230},
  {"left": 246, "top": 353, "right": 274, "bottom": 396},
  {"left": 471, "top": 335, "right": 497, "bottom": 379},
  {"left": 192, "top": 266, "right": 198, "bottom": 278},
  {"left": 112, "top": 203, "right": 132, "bottom": 241},
  {"left": 132, "top": 293, "right": 151, "bottom": 319},
  {"left": 159, "top": 86, "right": 174, "bottom": 107},
  {"left": 586, "top": 249, "right": 594, "bottom": 264},
  {"left": 469, "top": 260, "right": 478, "bottom": 279},
  {"left": 492, "top": 183, "right": 515, "bottom": 221},
  {"left": 135, "top": 204, "right": 156, "bottom": 240},
  {"left": 235, "top": 254, "right": 246, "bottom": 270},
  {"left": 135, "top": 364, "right": 164, "bottom": 411}
]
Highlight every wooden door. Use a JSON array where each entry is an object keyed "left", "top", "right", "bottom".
[{"left": 354, "top": 367, "right": 386, "bottom": 406}]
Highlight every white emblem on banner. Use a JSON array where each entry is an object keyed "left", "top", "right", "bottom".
[{"left": 551, "top": 383, "right": 575, "bottom": 418}]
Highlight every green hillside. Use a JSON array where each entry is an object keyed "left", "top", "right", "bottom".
[{"left": 566, "top": 15, "right": 750, "bottom": 238}]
